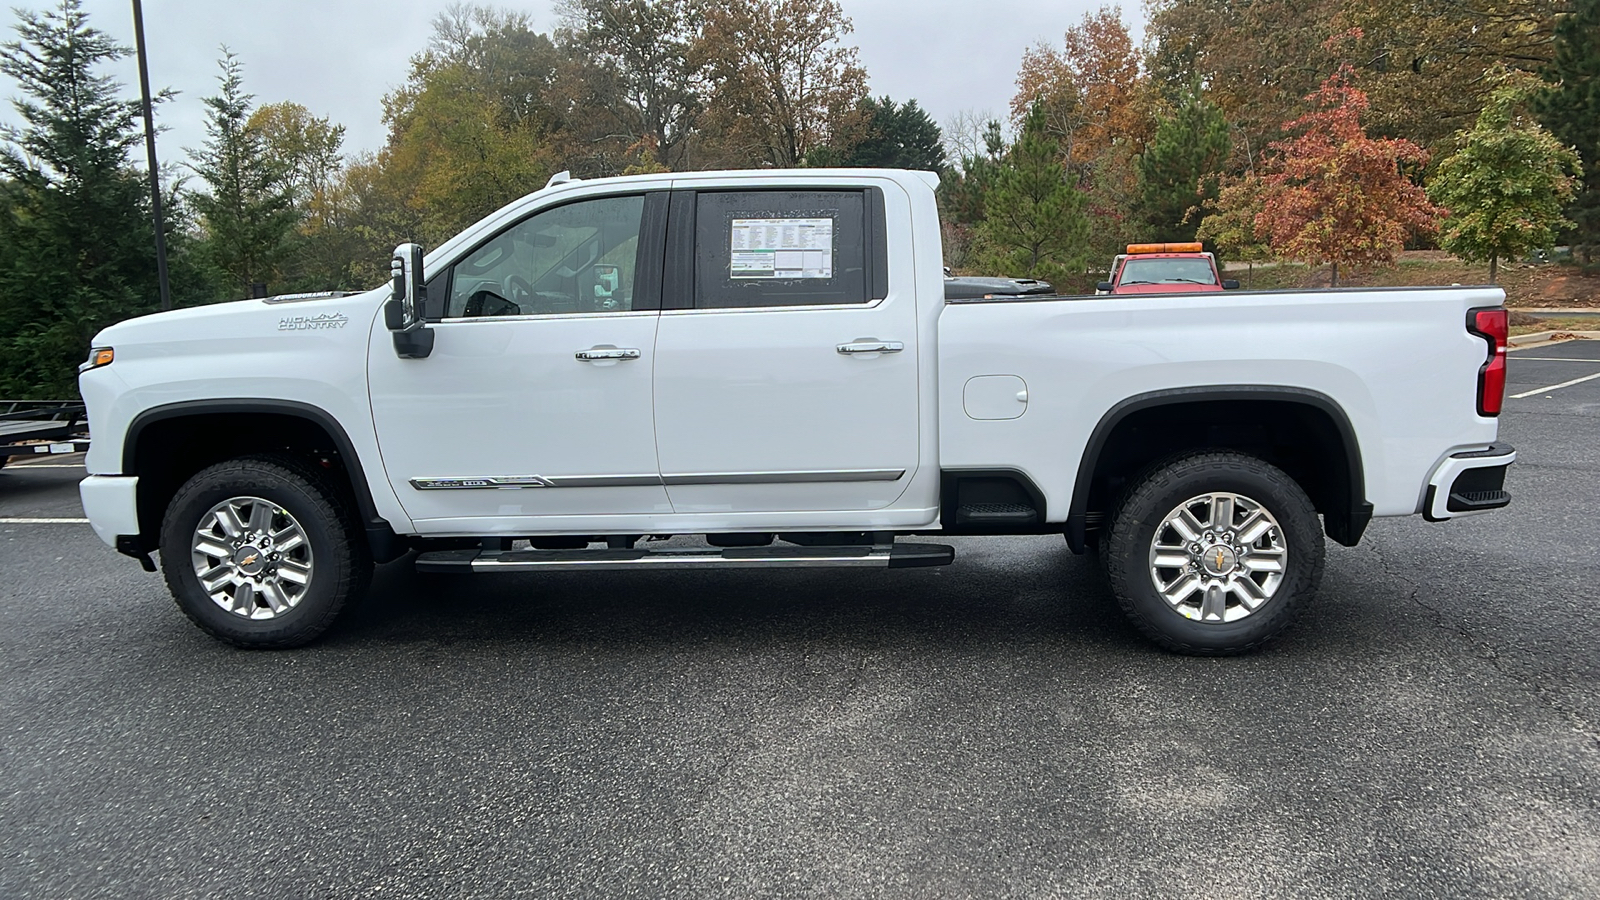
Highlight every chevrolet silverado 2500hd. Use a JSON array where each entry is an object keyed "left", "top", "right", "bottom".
[{"left": 77, "top": 168, "right": 1515, "bottom": 654}]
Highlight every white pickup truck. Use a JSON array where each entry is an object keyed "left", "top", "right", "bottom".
[{"left": 77, "top": 168, "right": 1515, "bottom": 654}]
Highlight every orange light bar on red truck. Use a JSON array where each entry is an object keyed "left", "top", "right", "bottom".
[{"left": 1126, "top": 242, "right": 1204, "bottom": 254}]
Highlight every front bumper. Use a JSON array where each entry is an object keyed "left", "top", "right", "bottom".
[
  {"left": 1424, "top": 444, "right": 1515, "bottom": 522},
  {"left": 79, "top": 475, "right": 139, "bottom": 548}
]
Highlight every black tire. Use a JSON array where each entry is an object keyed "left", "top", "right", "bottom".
[
  {"left": 159, "top": 455, "right": 371, "bottom": 649},
  {"left": 1104, "top": 451, "right": 1324, "bottom": 656}
]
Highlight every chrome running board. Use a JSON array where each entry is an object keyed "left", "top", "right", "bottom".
[{"left": 414, "top": 541, "right": 954, "bottom": 573}]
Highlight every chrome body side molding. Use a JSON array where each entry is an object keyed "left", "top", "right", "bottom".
[{"left": 410, "top": 469, "right": 907, "bottom": 490}]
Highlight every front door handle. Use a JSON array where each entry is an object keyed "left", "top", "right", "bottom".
[
  {"left": 837, "top": 340, "right": 904, "bottom": 355},
  {"left": 575, "top": 347, "right": 641, "bottom": 361}
]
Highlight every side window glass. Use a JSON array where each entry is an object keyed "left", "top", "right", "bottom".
[
  {"left": 693, "top": 190, "right": 868, "bottom": 309},
  {"left": 446, "top": 195, "right": 645, "bottom": 318}
]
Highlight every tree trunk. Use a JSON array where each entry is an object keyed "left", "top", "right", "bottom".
[
  {"left": 1330, "top": 261, "right": 1339, "bottom": 287},
  {"left": 1489, "top": 255, "right": 1498, "bottom": 284}
]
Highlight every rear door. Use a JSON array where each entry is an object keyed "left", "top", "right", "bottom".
[{"left": 650, "top": 185, "right": 921, "bottom": 514}]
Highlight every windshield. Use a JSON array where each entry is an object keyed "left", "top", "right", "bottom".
[{"left": 1119, "top": 257, "right": 1217, "bottom": 285}]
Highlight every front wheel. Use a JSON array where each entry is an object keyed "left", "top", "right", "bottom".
[
  {"left": 1105, "top": 451, "right": 1325, "bottom": 655},
  {"left": 159, "top": 456, "right": 371, "bottom": 648}
]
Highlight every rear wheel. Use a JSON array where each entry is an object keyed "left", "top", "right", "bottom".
[
  {"left": 1105, "top": 451, "right": 1324, "bottom": 655},
  {"left": 159, "top": 456, "right": 371, "bottom": 648}
]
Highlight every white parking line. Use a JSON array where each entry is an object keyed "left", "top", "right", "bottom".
[
  {"left": 1509, "top": 370, "right": 1600, "bottom": 399},
  {"left": 0, "top": 517, "right": 89, "bottom": 524}
]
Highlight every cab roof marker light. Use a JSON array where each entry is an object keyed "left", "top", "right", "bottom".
[{"left": 1127, "top": 242, "right": 1204, "bottom": 254}]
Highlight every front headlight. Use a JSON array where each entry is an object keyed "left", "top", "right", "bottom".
[{"left": 79, "top": 347, "right": 114, "bottom": 373}]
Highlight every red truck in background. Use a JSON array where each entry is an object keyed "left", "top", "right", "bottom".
[{"left": 1098, "top": 242, "right": 1241, "bottom": 295}]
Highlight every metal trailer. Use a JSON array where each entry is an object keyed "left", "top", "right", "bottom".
[{"left": 0, "top": 401, "right": 90, "bottom": 467}]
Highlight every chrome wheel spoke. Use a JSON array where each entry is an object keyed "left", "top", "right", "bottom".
[
  {"left": 1200, "top": 583, "right": 1226, "bottom": 621},
  {"left": 233, "top": 581, "right": 257, "bottom": 615},
  {"left": 214, "top": 506, "right": 244, "bottom": 538},
  {"left": 194, "top": 540, "right": 231, "bottom": 560},
  {"left": 1237, "top": 512, "right": 1271, "bottom": 545},
  {"left": 247, "top": 500, "right": 274, "bottom": 533},
  {"left": 1171, "top": 510, "right": 1205, "bottom": 542},
  {"left": 1210, "top": 495, "right": 1235, "bottom": 532},
  {"left": 271, "top": 528, "right": 304, "bottom": 553},
  {"left": 1233, "top": 576, "right": 1268, "bottom": 608},
  {"left": 277, "top": 560, "right": 311, "bottom": 586},
  {"left": 1160, "top": 574, "right": 1202, "bottom": 607},
  {"left": 258, "top": 581, "right": 289, "bottom": 615},
  {"left": 1152, "top": 552, "right": 1190, "bottom": 569}
]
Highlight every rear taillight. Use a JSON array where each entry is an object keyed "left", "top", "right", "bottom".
[{"left": 1468, "top": 308, "right": 1507, "bottom": 416}]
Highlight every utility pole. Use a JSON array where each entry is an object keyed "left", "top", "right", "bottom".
[{"left": 131, "top": 0, "right": 172, "bottom": 311}]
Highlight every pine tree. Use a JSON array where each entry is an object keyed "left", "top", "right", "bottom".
[
  {"left": 1430, "top": 71, "right": 1581, "bottom": 283},
  {"left": 0, "top": 0, "right": 165, "bottom": 397},
  {"left": 188, "top": 50, "right": 298, "bottom": 298},
  {"left": 1535, "top": 0, "right": 1600, "bottom": 266},
  {"left": 975, "top": 104, "right": 1090, "bottom": 287},
  {"left": 808, "top": 96, "right": 945, "bottom": 171},
  {"left": 1135, "top": 87, "right": 1230, "bottom": 242}
]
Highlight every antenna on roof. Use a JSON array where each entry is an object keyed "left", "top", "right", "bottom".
[{"left": 544, "top": 170, "right": 574, "bottom": 189}]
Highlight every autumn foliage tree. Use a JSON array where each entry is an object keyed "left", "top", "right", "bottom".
[
  {"left": 1255, "top": 66, "right": 1441, "bottom": 285},
  {"left": 1429, "top": 71, "right": 1580, "bottom": 282},
  {"left": 695, "top": 0, "right": 867, "bottom": 167}
]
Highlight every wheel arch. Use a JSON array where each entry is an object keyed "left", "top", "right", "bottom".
[
  {"left": 1066, "top": 386, "right": 1371, "bottom": 553},
  {"left": 122, "top": 399, "right": 406, "bottom": 562}
]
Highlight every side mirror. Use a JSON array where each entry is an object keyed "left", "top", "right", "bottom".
[
  {"left": 385, "top": 243, "right": 434, "bottom": 359},
  {"left": 1222, "top": 279, "right": 1241, "bottom": 290},
  {"left": 1096, "top": 281, "right": 1114, "bottom": 293}
]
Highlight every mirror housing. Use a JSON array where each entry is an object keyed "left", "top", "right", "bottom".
[
  {"left": 1096, "top": 281, "right": 1114, "bottom": 293},
  {"left": 386, "top": 243, "right": 434, "bottom": 359},
  {"left": 1222, "top": 279, "right": 1241, "bottom": 290}
]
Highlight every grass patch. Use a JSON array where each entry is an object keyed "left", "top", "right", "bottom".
[{"left": 1509, "top": 317, "right": 1598, "bottom": 337}]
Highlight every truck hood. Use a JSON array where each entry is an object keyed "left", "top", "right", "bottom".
[{"left": 92, "top": 289, "right": 386, "bottom": 348}]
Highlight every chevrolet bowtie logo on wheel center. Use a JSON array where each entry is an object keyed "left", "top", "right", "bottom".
[
  {"left": 1202, "top": 545, "right": 1238, "bottom": 577},
  {"left": 233, "top": 547, "right": 266, "bottom": 576}
]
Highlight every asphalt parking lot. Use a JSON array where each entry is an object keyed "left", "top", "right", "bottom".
[{"left": 2, "top": 343, "right": 1597, "bottom": 899}]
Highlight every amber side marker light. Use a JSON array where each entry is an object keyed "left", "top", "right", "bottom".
[{"left": 79, "top": 347, "right": 114, "bottom": 373}]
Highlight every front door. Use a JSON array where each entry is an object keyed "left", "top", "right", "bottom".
[
  {"left": 651, "top": 187, "right": 921, "bottom": 515},
  {"left": 369, "top": 193, "right": 671, "bottom": 530}
]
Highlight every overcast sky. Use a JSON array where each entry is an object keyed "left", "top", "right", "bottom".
[{"left": 1, "top": 0, "right": 1141, "bottom": 170}]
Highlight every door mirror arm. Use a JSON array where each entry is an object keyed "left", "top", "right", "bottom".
[{"left": 386, "top": 243, "right": 434, "bottom": 359}]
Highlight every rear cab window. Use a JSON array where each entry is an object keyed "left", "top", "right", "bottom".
[{"left": 672, "top": 188, "right": 888, "bottom": 309}]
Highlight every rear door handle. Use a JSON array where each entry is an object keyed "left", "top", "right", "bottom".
[
  {"left": 837, "top": 341, "right": 904, "bottom": 354},
  {"left": 575, "top": 347, "right": 641, "bottom": 361}
]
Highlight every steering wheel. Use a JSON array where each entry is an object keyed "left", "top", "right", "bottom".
[{"left": 505, "top": 274, "right": 534, "bottom": 308}]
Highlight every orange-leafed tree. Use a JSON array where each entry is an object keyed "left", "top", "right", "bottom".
[{"left": 1255, "top": 65, "right": 1442, "bottom": 285}]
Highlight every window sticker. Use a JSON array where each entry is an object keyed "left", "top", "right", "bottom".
[{"left": 729, "top": 217, "right": 834, "bottom": 279}]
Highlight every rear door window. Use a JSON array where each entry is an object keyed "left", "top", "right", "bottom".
[{"left": 691, "top": 190, "right": 871, "bottom": 309}]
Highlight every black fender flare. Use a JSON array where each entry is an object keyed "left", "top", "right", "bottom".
[
  {"left": 123, "top": 399, "right": 406, "bottom": 562},
  {"left": 1065, "top": 385, "right": 1371, "bottom": 551}
]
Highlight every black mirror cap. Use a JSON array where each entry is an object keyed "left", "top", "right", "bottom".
[
  {"left": 1096, "top": 281, "right": 1114, "bottom": 293},
  {"left": 393, "top": 328, "right": 435, "bottom": 359},
  {"left": 1222, "top": 279, "right": 1241, "bottom": 290},
  {"left": 383, "top": 298, "right": 405, "bottom": 331}
]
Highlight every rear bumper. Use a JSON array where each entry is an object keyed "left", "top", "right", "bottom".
[
  {"left": 79, "top": 475, "right": 139, "bottom": 548},
  {"left": 1424, "top": 444, "right": 1515, "bottom": 522}
]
